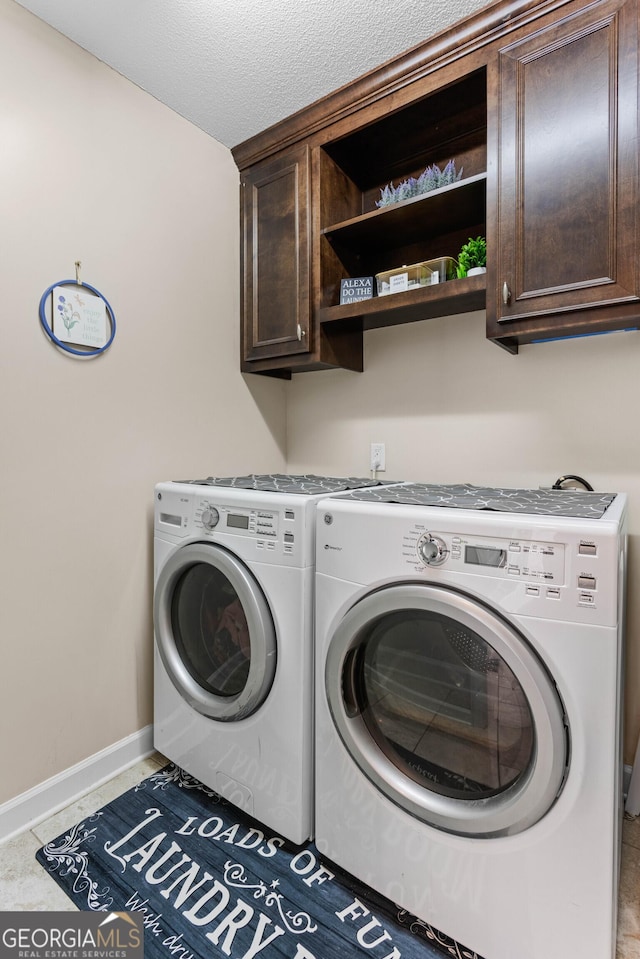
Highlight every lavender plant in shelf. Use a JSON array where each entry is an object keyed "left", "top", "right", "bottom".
[{"left": 375, "top": 159, "right": 463, "bottom": 208}]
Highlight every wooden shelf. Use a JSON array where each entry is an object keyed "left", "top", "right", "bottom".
[
  {"left": 321, "top": 174, "right": 487, "bottom": 254},
  {"left": 319, "top": 273, "right": 486, "bottom": 331}
]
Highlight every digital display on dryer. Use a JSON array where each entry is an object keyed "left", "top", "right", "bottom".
[
  {"left": 227, "top": 513, "right": 249, "bottom": 530},
  {"left": 465, "top": 545, "right": 507, "bottom": 568}
]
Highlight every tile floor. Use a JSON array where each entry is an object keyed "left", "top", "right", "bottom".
[{"left": 0, "top": 754, "right": 638, "bottom": 957}]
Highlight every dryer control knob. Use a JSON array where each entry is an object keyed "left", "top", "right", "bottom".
[
  {"left": 418, "top": 535, "right": 448, "bottom": 566},
  {"left": 201, "top": 507, "right": 220, "bottom": 530}
]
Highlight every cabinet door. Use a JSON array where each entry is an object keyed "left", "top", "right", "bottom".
[
  {"left": 490, "top": 0, "right": 639, "bottom": 338},
  {"left": 241, "top": 145, "right": 310, "bottom": 365}
]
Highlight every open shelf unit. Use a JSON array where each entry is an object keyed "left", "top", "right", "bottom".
[{"left": 316, "top": 68, "right": 488, "bottom": 333}]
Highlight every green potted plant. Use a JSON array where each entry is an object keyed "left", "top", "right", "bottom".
[{"left": 456, "top": 236, "right": 486, "bottom": 278}]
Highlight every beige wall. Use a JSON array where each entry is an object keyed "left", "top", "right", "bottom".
[
  {"left": 287, "top": 312, "right": 640, "bottom": 763},
  {"left": 0, "top": 0, "right": 286, "bottom": 805}
]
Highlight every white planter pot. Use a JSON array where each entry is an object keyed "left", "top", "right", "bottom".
[{"left": 467, "top": 266, "right": 487, "bottom": 276}]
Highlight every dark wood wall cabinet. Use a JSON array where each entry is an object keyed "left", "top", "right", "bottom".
[{"left": 232, "top": 0, "right": 639, "bottom": 376}]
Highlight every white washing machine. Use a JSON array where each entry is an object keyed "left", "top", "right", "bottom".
[
  {"left": 153, "top": 473, "right": 394, "bottom": 846},
  {"left": 314, "top": 483, "right": 626, "bottom": 959}
]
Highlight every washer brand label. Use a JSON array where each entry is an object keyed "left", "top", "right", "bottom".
[
  {"left": 323, "top": 544, "right": 342, "bottom": 551},
  {"left": 0, "top": 913, "right": 144, "bottom": 959}
]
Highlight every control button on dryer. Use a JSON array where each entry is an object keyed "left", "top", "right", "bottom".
[
  {"left": 578, "top": 591, "right": 595, "bottom": 605},
  {"left": 578, "top": 575, "right": 597, "bottom": 590},
  {"left": 579, "top": 541, "right": 597, "bottom": 556}
]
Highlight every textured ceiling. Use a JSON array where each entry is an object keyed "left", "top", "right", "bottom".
[{"left": 14, "top": 0, "right": 487, "bottom": 149}]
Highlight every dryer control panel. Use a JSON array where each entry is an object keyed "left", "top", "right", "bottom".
[
  {"left": 196, "top": 501, "right": 279, "bottom": 538},
  {"left": 412, "top": 529, "right": 566, "bottom": 585}
]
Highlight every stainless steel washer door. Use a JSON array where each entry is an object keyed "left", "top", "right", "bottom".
[
  {"left": 155, "top": 542, "right": 276, "bottom": 720},
  {"left": 325, "top": 583, "right": 568, "bottom": 837}
]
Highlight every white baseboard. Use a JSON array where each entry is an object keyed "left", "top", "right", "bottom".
[{"left": 0, "top": 725, "right": 155, "bottom": 844}]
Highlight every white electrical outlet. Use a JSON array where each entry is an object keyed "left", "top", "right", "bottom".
[{"left": 370, "top": 442, "right": 386, "bottom": 471}]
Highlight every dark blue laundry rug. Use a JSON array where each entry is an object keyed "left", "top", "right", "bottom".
[{"left": 36, "top": 764, "right": 482, "bottom": 959}]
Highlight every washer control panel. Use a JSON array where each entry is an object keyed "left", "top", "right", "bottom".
[
  {"left": 412, "top": 529, "right": 566, "bottom": 585},
  {"left": 155, "top": 485, "right": 303, "bottom": 558},
  {"left": 196, "top": 500, "right": 280, "bottom": 540}
]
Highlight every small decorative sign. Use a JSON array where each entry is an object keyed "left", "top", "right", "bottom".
[
  {"left": 340, "top": 276, "right": 374, "bottom": 305},
  {"left": 52, "top": 285, "right": 108, "bottom": 349}
]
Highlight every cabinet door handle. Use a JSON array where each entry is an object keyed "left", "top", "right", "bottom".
[
  {"left": 502, "top": 282, "right": 511, "bottom": 306},
  {"left": 297, "top": 324, "right": 306, "bottom": 341}
]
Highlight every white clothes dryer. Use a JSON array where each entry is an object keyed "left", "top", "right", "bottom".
[
  {"left": 153, "top": 473, "right": 394, "bottom": 846},
  {"left": 314, "top": 483, "right": 626, "bottom": 959}
]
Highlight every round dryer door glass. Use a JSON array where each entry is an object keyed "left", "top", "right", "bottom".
[
  {"left": 154, "top": 543, "right": 276, "bottom": 720},
  {"left": 359, "top": 610, "right": 533, "bottom": 800},
  {"left": 327, "top": 584, "right": 568, "bottom": 837}
]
